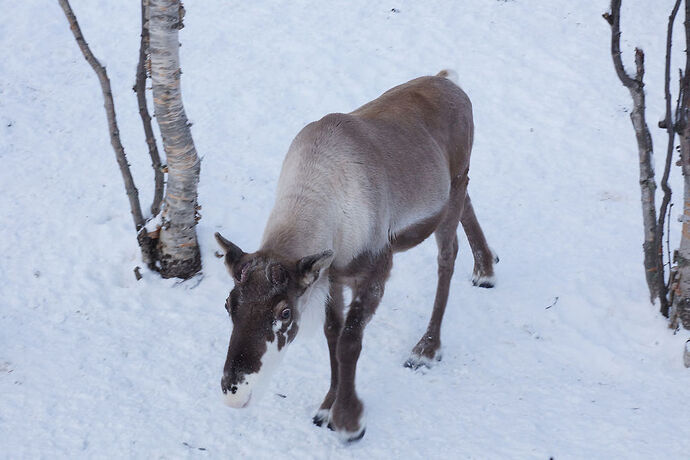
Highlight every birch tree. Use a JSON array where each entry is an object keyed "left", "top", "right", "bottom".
[
  {"left": 59, "top": 0, "right": 202, "bottom": 280},
  {"left": 604, "top": 0, "right": 690, "bottom": 331},
  {"left": 149, "top": 0, "right": 202, "bottom": 278}
]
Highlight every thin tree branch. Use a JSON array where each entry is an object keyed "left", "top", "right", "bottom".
[
  {"left": 604, "top": 0, "right": 640, "bottom": 90},
  {"left": 134, "top": 0, "right": 164, "bottom": 217},
  {"left": 58, "top": 0, "right": 145, "bottom": 230},
  {"left": 657, "top": 0, "right": 682, "bottom": 317}
]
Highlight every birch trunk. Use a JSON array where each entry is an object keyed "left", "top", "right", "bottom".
[
  {"left": 630, "top": 83, "right": 660, "bottom": 304},
  {"left": 149, "top": 0, "right": 201, "bottom": 279}
]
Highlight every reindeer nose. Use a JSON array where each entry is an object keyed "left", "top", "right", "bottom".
[
  {"left": 221, "top": 372, "right": 253, "bottom": 408},
  {"left": 220, "top": 374, "right": 239, "bottom": 395}
]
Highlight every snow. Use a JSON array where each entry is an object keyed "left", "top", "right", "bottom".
[{"left": 2, "top": 0, "right": 690, "bottom": 458}]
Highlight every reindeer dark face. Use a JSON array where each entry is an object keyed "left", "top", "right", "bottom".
[{"left": 215, "top": 232, "right": 332, "bottom": 408}]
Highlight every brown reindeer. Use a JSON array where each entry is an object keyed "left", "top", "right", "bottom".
[{"left": 215, "top": 70, "right": 497, "bottom": 442}]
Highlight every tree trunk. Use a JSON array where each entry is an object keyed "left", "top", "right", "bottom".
[
  {"left": 630, "top": 84, "right": 661, "bottom": 304},
  {"left": 605, "top": 1, "right": 660, "bottom": 303},
  {"left": 149, "top": 0, "right": 201, "bottom": 279},
  {"left": 674, "top": 162, "right": 690, "bottom": 328}
]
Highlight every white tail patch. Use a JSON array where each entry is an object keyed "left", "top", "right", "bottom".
[{"left": 437, "top": 69, "right": 459, "bottom": 84}]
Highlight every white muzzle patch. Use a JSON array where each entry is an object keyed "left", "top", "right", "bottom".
[
  {"left": 222, "top": 334, "right": 288, "bottom": 408},
  {"left": 223, "top": 372, "right": 255, "bottom": 408}
]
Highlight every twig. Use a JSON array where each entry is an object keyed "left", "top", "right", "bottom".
[
  {"left": 545, "top": 296, "right": 559, "bottom": 309},
  {"left": 657, "top": 0, "right": 682, "bottom": 318},
  {"left": 58, "top": 0, "right": 145, "bottom": 231},
  {"left": 134, "top": 0, "right": 164, "bottom": 217},
  {"left": 182, "top": 442, "right": 206, "bottom": 452}
]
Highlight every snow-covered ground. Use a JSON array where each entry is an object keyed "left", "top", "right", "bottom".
[{"left": 2, "top": 0, "right": 690, "bottom": 458}]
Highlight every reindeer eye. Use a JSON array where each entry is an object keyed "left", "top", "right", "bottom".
[{"left": 280, "top": 308, "right": 291, "bottom": 321}]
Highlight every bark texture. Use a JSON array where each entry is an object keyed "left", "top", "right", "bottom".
[
  {"left": 605, "top": 0, "right": 660, "bottom": 303},
  {"left": 149, "top": 0, "right": 201, "bottom": 279},
  {"left": 58, "top": 0, "right": 145, "bottom": 232}
]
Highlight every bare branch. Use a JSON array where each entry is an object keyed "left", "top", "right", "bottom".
[
  {"left": 58, "top": 0, "right": 145, "bottom": 230},
  {"left": 657, "top": 0, "right": 682, "bottom": 317},
  {"left": 605, "top": 0, "right": 640, "bottom": 90},
  {"left": 605, "top": 0, "right": 660, "bottom": 302},
  {"left": 134, "top": 0, "right": 164, "bottom": 217}
]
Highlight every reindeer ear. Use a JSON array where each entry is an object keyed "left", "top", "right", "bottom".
[
  {"left": 215, "top": 232, "right": 245, "bottom": 266},
  {"left": 296, "top": 250, "right": 333, "bottom": 289}
]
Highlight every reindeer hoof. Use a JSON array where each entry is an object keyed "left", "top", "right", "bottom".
[
  {"left": 404, "top": 351, "right": 442, "bottom": 370},
  {"left": 331, "top": 423, "right": 365, "bottom": 442},
  {"left": 345, "top": 427, "right": 366, "bottom": 442},
  {"left": 329, "top": 398, "right": 365, "bottom": 442},
  {"left": 406, "top": 336, "right": 442, "bottom": 369},
  {"left": 312, "top": 409, "right": 330, "bottom": 428},
  {"left": 472, "top": 274, "right": 495, "bottom": 289}
]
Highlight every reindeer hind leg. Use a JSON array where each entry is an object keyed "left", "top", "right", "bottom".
[
  {"left": 460, "top": 194, "right": 498, "bottom": 288},
  {"left": 405, "top": 178, "right": 465, "bottom": 369}
]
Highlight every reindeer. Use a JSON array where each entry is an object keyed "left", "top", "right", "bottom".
[{"left": 215, "top": 70, "right": 497, "bottom": 442}]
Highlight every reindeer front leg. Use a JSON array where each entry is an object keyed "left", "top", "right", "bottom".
[
  {"left": 313, "top": 280, "right": 344, "bottom": 427},
  {"left": 329, "top": 251, "right": 392, "bottom": 442}
]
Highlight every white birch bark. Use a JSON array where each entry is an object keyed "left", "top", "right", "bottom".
[{"left": 149, "top": 0, "right": 201, "bottom": 278}]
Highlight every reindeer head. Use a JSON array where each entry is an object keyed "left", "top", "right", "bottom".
[{"left": 214, "top": 232, "right": 333, "bottom": 408}]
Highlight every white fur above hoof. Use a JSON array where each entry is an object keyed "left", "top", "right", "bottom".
[
  {"left": 333, "top": 422, "right": 366, "bottom": 443},
  {"left": 404, "top": 349, "right": 442, "bottom": 370},
  {"left": 472, "top": 274, "right": 495, "bottom": 288},
  {"left": 328, "top": 405, "right": 366, "bottom": 442}
]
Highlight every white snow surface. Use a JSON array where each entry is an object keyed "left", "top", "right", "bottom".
[{"left": 2, "top": 0, "right": 690, "bottom": 458}]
